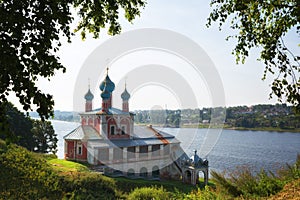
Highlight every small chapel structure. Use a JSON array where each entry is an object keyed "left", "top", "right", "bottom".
[{"left": 63, "top": 71, "right": 209, "bottom": 185}]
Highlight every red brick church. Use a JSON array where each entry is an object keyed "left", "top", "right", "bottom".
[{"left": 63, "top": 70, "right": 208, "bottom": 185}]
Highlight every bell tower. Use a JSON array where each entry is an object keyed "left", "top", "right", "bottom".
[
  {"left": 121, "top": 83, "right": 130, "bottom": 112},
  {"left": 84, "top": 82, "right": 94, "bottom": 112}
]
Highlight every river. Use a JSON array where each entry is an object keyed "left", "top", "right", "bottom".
[{"left": 52, "top": 120, "right": 300, "bottom": 174}]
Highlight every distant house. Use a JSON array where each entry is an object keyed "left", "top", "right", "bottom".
[{"left": 64, "top": 71, "right": 208, "bottom": 185}]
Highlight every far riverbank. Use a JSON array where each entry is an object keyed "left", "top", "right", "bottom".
[
  {"left": 187, "top": 124, "right": 300, "bottom": 133},
  {"left": 134, "top": 123, "right": 300, "bottom": 133}
]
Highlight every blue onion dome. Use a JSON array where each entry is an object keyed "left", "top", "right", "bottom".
[
  {"left": 100, "top": 84, "right": 111, "bottom": 100},
  {"left": 121, "top": 88, "right": 130, "bottom": 101},
  {"left": 84, "top": 89, "right": 94, "bottom": 101},
  {"left": 99, "top": 75, "right": 115, "bottom": 93}
]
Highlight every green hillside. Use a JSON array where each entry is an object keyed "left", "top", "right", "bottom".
[
  {"left": 1, "top": 140, "right": 299, "bottom": 199},
  {"left": 0, "top": 140, "right": 119, "bottom": 199}
]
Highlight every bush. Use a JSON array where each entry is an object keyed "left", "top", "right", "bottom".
[
  {"left": 211, "top": 157, "right": 300, "bottom": 199},
  {"left": 0, "top": 140, "right": 120, "bottom": 199},
  {"left": 0, "top": 143, "right": 62, "bottom": 199},
  {"left": 183, "top": 186, "right": 220, "bottom": 200},
  {"left": 277, "top": 154, "right": 300, "bottom": 181},
  {"left": 61, "top": 172, "right": 118, "bottom": 199},
  {"left": 114, "top": 177, "right": 195, "bottom": 194},
  {"left": 127, "top": 186, "right": 171, "bottom": 200}
]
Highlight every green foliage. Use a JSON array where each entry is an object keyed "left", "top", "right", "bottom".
[
  {"left": 1, "top": 102, "right": 34, "bottom": 148},
  {"left": 1, "top": 140, "right": 298, "bottom": 199},
  {"left": 0, "top": 141, "right": 120, "bottom": 199},
  {"left": 0, "top": 102, "right": 58, "bottom": 153},
  {"left": 31, "top": 119, "right": 58, "bottom": 154},
  {"left": 134, "top": 104, "right": 300, "bottom": 131},
  {"left": 0, "top": 0, "right": 73, "bottom": 120},
  {"left": 210, "top": 170, "right": 241, "bottom": 197},
  {"left": 73, "top": 0, "right": 146, "bottom": 38},
  {"left": 40, "top": 153, "right": 58, "bottom": 160},
  {"left": 211, "top": 156, "right": 300, "bottom": 198},
  {"left": 0, "top": 142, "right": 62, "bottom": 199},
  {"left": 48, "top": 158, "right": 90, "bottom": 173},
  {"left": 183, "top": 186, "right": 220, "bottom": 200},
  {"left": 0, "top": 0, "right": 145, "bottom": 122},
  {"left": 277, "top": 154, "right": 300, "bottom": 181},
  {"left": 114, "top": 177, "right": 195, "bottom": 194},
  {"left": 207, "top": 0, "right": 300, "bottom": 110},
  {"left": 127, "top": 186, "right": 171, "bottom": 200},
  {"left": 61, "top": 172, "right": 118, "bottom": 199},
  {"left": 225, "top": 104, "right": 300, "bottom": 130}
]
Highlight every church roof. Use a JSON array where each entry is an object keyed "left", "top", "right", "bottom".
[
  {"left": 79, "top": 107, "right": 134, "bottom": 115},
  {"left": 63, "top": 125, "right": 102, "bottom": 140},
  {"left": 88, "top": 137, "right": 180, "bottom": 149},
  {"left": 66, "top": 125, "right": 180, "bottom": 148},
  {"left": 132, "top": 126, "right": 175, "bottom": 140}
]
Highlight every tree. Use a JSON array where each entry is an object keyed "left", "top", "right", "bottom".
[
  {"left": 31, "top": 120, "right": 57, "bottom": 154},
  {"left": 0, "top": 102, "right": 34, "bottom": 148},
  {"left": 0, "top": 102, "right": 57, "bottom": 153},
  {"left": 207, "top": 0, "right": 300, "bottom": 111},
  {"left": 0, "top": 0, "right": 145, "bottom": 122}
]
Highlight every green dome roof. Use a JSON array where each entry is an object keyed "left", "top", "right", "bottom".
[
  {"left": 84, "top": 89, "right": 94, "bottom": 101},
  {"left": 121, "top": 88, "right": 130, "bottom": 101},
  {"left": 99, "top": 75, "right": 115, "bottom": 93}
]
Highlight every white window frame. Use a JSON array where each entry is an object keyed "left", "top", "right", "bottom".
[{"left": 77, "top": 142, "right": 82, "bottom": 155}]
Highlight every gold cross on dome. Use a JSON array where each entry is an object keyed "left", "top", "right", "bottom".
[{"left": 105, "top": 58, "right": 110, "bottom": 75}]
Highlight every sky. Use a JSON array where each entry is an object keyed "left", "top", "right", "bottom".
[{"left": 8, "top": 0, "right": 299, "bottom": 112}]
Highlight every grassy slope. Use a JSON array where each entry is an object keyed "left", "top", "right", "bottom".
[
  {"left": 0, "top": 141, "right": 119, "bottom": 199},
  {"left": 47, "top": 159, "right": 208, "bottom": 193},
  {"left": 114, "top": 177, "right": 198, "bottom": 194},
  {"left": 1, "top": 139, "right": 299, "bottom": 199},
  {"left": 48, "top": 158, "right": 90, "bottom": 173}
]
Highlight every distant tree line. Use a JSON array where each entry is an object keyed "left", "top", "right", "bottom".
[
  {"left": 226, "top": 104, "right": 299, "bottom": 129},
  {"left": 1, "top": 102, "right": 57, "bottom": 154},
  {"left": 134, "top": 104, "right": 300, "bottom": 130}
]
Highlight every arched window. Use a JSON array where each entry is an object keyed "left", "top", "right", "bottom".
[
  {"left": 152, "top": 166, "right": 159, "bottom": 178},
  {"left": 77, "top": 142, "right": 82, "bottom": 155},
  {"left": 110, "top": 125, "right": 115, "bottom": 135},
  {"left": 128, "top": 169, "right": 135, "bottom": 177},
  {"left": 184, "top": 170, "right": 192, "bottom": 184},
  {"left": 140, "top": 167, "right": 147, "bottom": 177}
]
